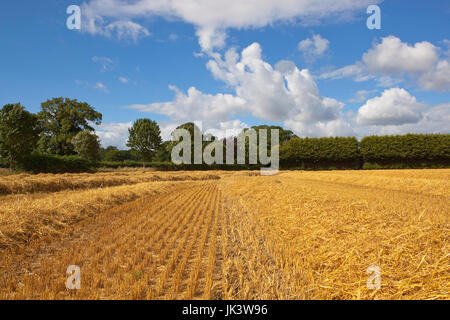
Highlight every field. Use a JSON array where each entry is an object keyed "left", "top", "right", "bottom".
[{"left": 0, "top": 170, "right": 448, "bottom": 300}]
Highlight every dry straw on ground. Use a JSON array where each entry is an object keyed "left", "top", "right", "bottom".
[
  {"left": 0, "top": 171, "right": 220, "bottom": 195},
  {"left": 0, "top": 170, "right": 448, "bottom": 300}
]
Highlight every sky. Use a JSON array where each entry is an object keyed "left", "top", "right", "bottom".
[{"left": 0, "top": 0, "right": 449, "bottom": 149}]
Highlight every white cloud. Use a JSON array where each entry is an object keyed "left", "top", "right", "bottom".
[
  {"left": 357, "top": 103, "right": 450, "bottom": 136},
  {"left": 356, "top": 88, "right": 426, "bottom": 126},
  {"left": 362, "top": 35, "right": 438, "bottom": 74},
  {"left": 82, "top": 4, "right": 150, "bottom": 43},
  {"left": 375, "top": 76, "right": 403, "bottom": 88},
  {"left": 94, "top": 82, "right": 109, "bottom": 93},
  {"left": 76, "top": 80, "right": 109, "bottom": 92},
  {"left": 106, "top": 21, "right": 150, "bottom": 42},
  {"left": 298, "top": 34, "right": 329, "bottom": 59},
  {"left": 127, "top": 42, "right": 351, "bottom": 137},
  {"left": 92, "top": 56, "right": 114, "bottom": 72},
  {"left": 319, "top": 61, "right": 372, "bottom": 82},
  {"left": 95, "top": 122, "right": 132, "bottom": 148},
  {"left": 159, "top": 122, "right": 179, "bottom": 141},
  {"left": 320, "top": 36, "right": 450, "bottom": 92},
  {"left": 204, "top": 120, "right": 249, "bottom": 139},
  {"left": 81, "top": 0, "right": 378, "bottom": 50},
  {"left": 417, "top": 59, "right": 450, "bottom": 92},
  {"left": 95, "top": 103, "right": 450, "bottom": 148},
  {"left": 207, "top": 43, "right": 344, "bottom": 123},
  {"left": 128, "top": 86, "right": 246, "bottom": 129},
  {"left": 119, "top": 77, "right": 130, "bottom": 84},
  {"left": 285, "top": 118, "right": 355, "bottom": 137}
]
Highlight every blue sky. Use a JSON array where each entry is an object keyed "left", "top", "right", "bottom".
[{"left": 1, "top": 0, "right": 449, "bottom": 148}]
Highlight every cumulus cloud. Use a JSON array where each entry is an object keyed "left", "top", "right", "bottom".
[
  {"left": 204, "top": 120, "right": 250, "bottom": 139},
  {"left": 362, "top": 36, "right": 438, "bottom": 74},
  {"left": 127, "top": 42, "right": 352, "bottom": 137},
  {"left": 417, "top": 59, "right": 450, "bottom": 92},
  {"left": 356, "top": 88, "right": 426, "bottom": 126},
  {"left": 95, "top": 122, "right": 132, "bottom": 148},
  {"left": 320, "top": 36, "right": 450, "bottom": 92},
  {"left": 357, "top": 103, "right": 450, "bottom": 136},
  {"left": 158, "top": 122, "right": 179, "bottom": 141},
  {"left": 80, "top": 0, "right": 378, "bottom": 51},
  {"left": 285, "top": 118, "right": 355, "bottom": 137},
  {"left": 82, "top": 3, "right": 150, "bottom": 42},
  {"left": 298, "top": 34, "right": 330, "bottom": 60},
  {"left": 128, "top": 86, "right": 246, "bottom": 129}
]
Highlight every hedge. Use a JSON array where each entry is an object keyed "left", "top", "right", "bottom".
[
  {"left": 360, "top": 134, "right": 450, "bottom": 169},
  {"left": 0, "top": 157, "right": 8, "bottom": 168},
  {"left": 98, "top": 161, "right": 261, "bottom": 171},
  {"left": 18, "top": 153, "right": 94, "bottom": 173},
  {"left": 98, "top": 160, "right": 148, "bottom": 168},
  {"left": 4, "top": 134, "right": 450, "bottom": 173},
  {"left": 280, "top": 136, "right": 361, "bottom": 170}
]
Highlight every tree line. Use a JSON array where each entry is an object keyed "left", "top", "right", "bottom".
[
  {"left": 1, "top": 98, "right": 449, "bottom": 172},
  {"left": 0, "top": 98, "right": 165, "bottom": 171}
]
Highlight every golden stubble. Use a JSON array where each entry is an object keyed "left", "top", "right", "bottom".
[{"left": 0, "top": 169, "right": 448, "bottom": 300}]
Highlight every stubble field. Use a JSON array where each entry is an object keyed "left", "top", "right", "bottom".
[{"left": 0, "top": 169, "right": 448, "bottom": 300}]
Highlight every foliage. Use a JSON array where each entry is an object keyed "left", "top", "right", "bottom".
[
  {"left": 127, "top": 119, "right": 162, "bottom": 166},
  {"left": 0, "top": 103, "right": 39, "bottom": 169},
  {"left": 166, "top": 122, "right": 209, "bottom": 164},
  {"left": 280, "top": 136, "right": 361, "bottom": 169},
  {"left": 37, "top": 97, "right": 102, "bottom": 155},
  {"left": 18, "top": 153, "right": 93, "bottom": 173},
  {"left": 360, "top": 134, "right": 450, "bottom": 169},
  {"left": 100, "top": 146, "right": 138, "bottom": 162},
  {"left": 152, "top": 141, "right": 173, "bottom": 162},
  {"left": 72, "top": 130, "right": 101, "bottom": 161},
  {"left": 360, "top": 134, "right": 450, "bottom": 161}
]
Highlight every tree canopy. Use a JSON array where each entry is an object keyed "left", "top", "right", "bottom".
[
  {"left": 0, "top": 103, "right": 39, "bottom": 169},
  {"left": 37, "top": 97, "right": 102, "bottom": 155},
  {"left": 127, "top": 119, "right": 162, "bottom": 166},
  {"left": 72, "top": 130, "right": 101, "bottom": 161}
]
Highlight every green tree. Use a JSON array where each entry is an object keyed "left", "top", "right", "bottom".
[
  {"left": 167, "top": 122, "right": 215, "bottom": 164},
  {"left": 37, "top": 97, "right": 102, "bottom": 155},
  {"left": 237, "top": 125, "right": 295, "bottom": 163},
  {"left": 0, "top": 103, "right": 39, "bottom": 169},
  {"left": 127, "top": 119, "right": 162, "bottom": 167},
  {"left": 72, "top": 130, "right": 101, "bottom": 161},
  {"left": 153, "top": 141, "right": 172, "bottom": 162},
  {"left": 101, "top": 146, "right": 139, "bottom": 162}
]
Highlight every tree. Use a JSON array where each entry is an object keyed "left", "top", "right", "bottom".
[
  {"left": 37, "top": 97, "right": 102, "bottom": 155},
  {"left": 153, "top": 141, "right": 172, "bottom": 162},
  {"left": 236, "top": 125, "right": 296, "bottom": 163},
  {"left": 0, "top": 103, "right": 39, "bottom": 169},
  {"left": 127, "top": 119, "right": 162, "bottom": 167},
  {"left": 101, "top": 146, "right": 139, "bottom": 162},
  {"left": 72, "top": 130, "right": 101, "bottom": 161}
]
